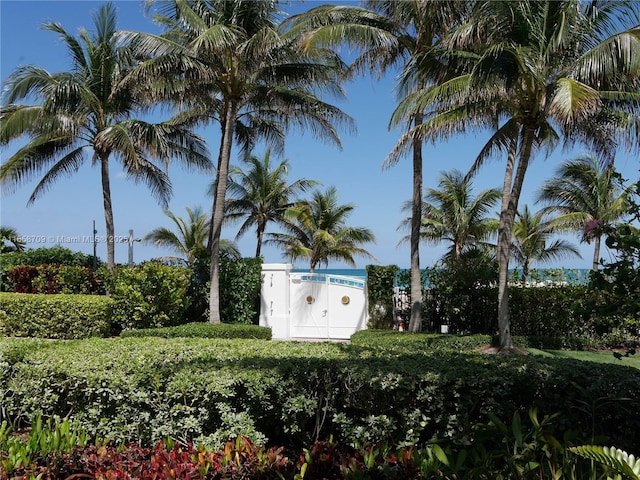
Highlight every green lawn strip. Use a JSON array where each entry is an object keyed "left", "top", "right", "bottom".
[{"left": 527, "top": 347, "right": 640, "bottom": 369}]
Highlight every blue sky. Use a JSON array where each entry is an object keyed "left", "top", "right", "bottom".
[{"left": 1, "top": 0, "right": 638, "bottom": 270}]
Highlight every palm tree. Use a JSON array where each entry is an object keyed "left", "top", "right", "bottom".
[
  {"left": 536, "top": 155, "right": 632, "bottom": 271},
  {"left": 0, "top": 2, "right": 211, "bottom": 268},
  {"left": 406, "top": 169, "right": 500, "bottom": 261},
  {"left": 0, "top": 226, "right": 25, "bottom": 253},
  {"left": 392, "top": 0, "right": 640, "bottom": 350},
  {"left": 144, "top": 206, "right": 241, "bottom": 265},
  {"left": 223, "top": 149, "right": 320, "bottom": 258},
  {"left": 127, "top": 0, "right": 353, "bottom": 323},
  {"left": 285, "top": 1, "right": 472, "bottom": 331},
  {"left": 511, "top": 205, "right": 581, "bottom": 282},
  {"left": 267, "top": 186, "right": 376, "bottom": 272}
]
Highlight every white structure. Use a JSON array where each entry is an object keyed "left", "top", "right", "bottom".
[{"left": 259, "top": 263, "right": 368, "bottom": 340}]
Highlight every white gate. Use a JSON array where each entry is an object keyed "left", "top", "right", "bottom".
[{"left": 259, "top": 264, "right": 368, "bottom": 340}]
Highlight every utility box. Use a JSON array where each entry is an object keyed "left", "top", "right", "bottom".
[{"left": 259, "top": 264, "right": 368, "bottom": 340}]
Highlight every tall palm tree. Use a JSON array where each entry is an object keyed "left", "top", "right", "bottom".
[
  {"left": 223, "top": 149, "right": 320, "bottom": 258},
  {"left": 267, "top": 186, "right": 376, "bottom": 272},
  {"left": 511, "top": 205, "right": 581, "bottom": 282},
  {"left": 536, "top": 155, "right": 632, "bottom": 271},
  {"left": 392, "top": 0, "right": 640, "bottom": 350},
  {"left": 0, "top": 2, "right": 211, "bottom": 268},
  {"left": 0, "top": 226, "right": 25, "bottom": 253},
  {"left": 127, "top": 0, "right": 353, "bottom": 323},
  {"left": 285, "top": 1, "right": 472, "bottom": 331},
  {"left": 399, "top": 169, "right": 500, "bottom": 260}
]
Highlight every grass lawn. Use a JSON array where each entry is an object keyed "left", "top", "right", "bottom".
[{"left": 527, "top": 347, "right": 640, "bottom": 369}]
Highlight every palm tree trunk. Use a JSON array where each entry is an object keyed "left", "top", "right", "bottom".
[
  {"left": 209, "top": 99, "right": 238, "bottom": 324},
  {"left": 497, "top": 138, "right": 517, "bottom": 350},
  {"left": 592, "top": 235, "right": 601, "bottom": 270},
  {"left": 497, "top": 126, "right": 535, "bottom": 351},
  {"left": 100, "top": 155, "right": 115, "bottom": 269},
  {"left": 256, "top": 223, "right": 265, "bottom": 258},
  {"left": 408, "top": 114, "right": 423, "bottom": 332}
]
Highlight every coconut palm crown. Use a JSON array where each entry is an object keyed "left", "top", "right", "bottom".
[
  {"left": 399, "top": 169, "right": 500, "bottom": 261},
  {"left": 223, "top": 149, "right": 320, "bottom": 258},
  {"left": 536, "top": 155, "right": 633, "bottom": 270},
  {"left": 267, "top": 186, "right": 376, "bottom": 272},
  {"left": 511, "top": 205, "right": 582, "bottom": 282}
]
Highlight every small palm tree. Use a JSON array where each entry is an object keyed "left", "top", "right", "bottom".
[
  {"left": 223, "top": 149, "right": 320, "bottom": 258},
  {"left": 399, "top": 169, "right": 500, "bottom": 261},
  {"left": 144, "top": 206, "right": 239, "bottom": 265},
  {"left": 511, "top": 205, "right": 581, "bottom": 282},
  {"left": 0, "top": 3, "right": 211, "bottom": 268},
  {"left": 0, "top": 226, "right": 25, "bottom": 253},
  {"left": 267, "top": 186, "right": 376, "bottom": 272},
  {"left": 536, "top": 155, "right": 632, "bottom": 271}
]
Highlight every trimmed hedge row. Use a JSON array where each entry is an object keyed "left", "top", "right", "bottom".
[
  {"left": 0, "top": 293, "right": 113, "bottom": 339},
  {"left": 120, "top": 322, "right": 272, "bottom": 340},
  {"left": 1, "top": 336, "right": 639, "bottom": 453},
  {"left": 351, "top": 330, "right": 493, "bottom": 352}
]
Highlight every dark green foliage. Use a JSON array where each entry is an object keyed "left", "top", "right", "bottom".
[
  {"left": 1, "top": 336, "right": 639, "bottom": 453},
  {"left": 120, "top": 322, "right": 272, "bottom": 340},
  {"left": 105, "top": 262, "right": 191, "bottom": 332},
  {"left": 509, "top": 286, "right": 590, "bottom": 337},
  {"left": 219, "top": 257, "right": 263, "bottom": 324},
  {"left": 422, "top": 250, "right": 498, "bottom": 333},
  {"left": 366, "top": 265, "right": 398, "bottom": 329},
  {"left": 0, "top": 293, "right": 113, "bottom": 339},
  {"left": 2, "top": 245, "right": 96, "bottom": 268},
  {"left": 186, "top": 253, "right": 211, "bottom": 322}
]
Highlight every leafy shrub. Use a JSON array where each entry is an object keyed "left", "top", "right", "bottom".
[
  {"left": 423, "top": 250, "right": 499, "bottom": 334},
  {"left": 4, "top": 265, "right": 39, "bottom": 293},
  {"left": 13, "top": 245, "right": 97, "bottom": 267},
  {"left": 120, "top": 322, "right": 272, "bottom": 340},
  {"left": 2, "top": 336, "right": 639, "bottom": 452},
  {"left": 219, "top": 257, "right": 263, "bottom": 324},
  {"left": 107, "top": 262, "right": 191, "bottom": 331},
  {"left": 3, "top": 412, "right": 633, "bottom": 480},
  {"left": 0, "top": 293, "right": 113, "bottom": 339},
  {"left": 58, "top": 265, "right": 102, "bottom": 294},
  {"left": 366, "top": 265, "right": 398, "bottom": 329},
  {"left": 5, "top": 264, "right": 101, "bottom": 294}
]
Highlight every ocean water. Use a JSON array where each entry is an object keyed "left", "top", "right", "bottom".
[{"left": 292, "top": 268, "right": 592, "bottom": 286}]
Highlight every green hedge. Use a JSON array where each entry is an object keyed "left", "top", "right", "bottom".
[
  {"left": 0, "top": 293, "right": 113, "bottom": 339},
  {"left": 1, "top": 336, "right": 638, "bottom": 453},
  {"left": 120, "top": 322, "right": 272, "bottom": 340},
  {"left": 351, "top": 329, "right": 493, "bottom": 352},
  {"left": 219, "top": 257, "right": 263, "bottom": 324},
  {"left": 366, "top": 265, "right": 398, "bottom": 329}
]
